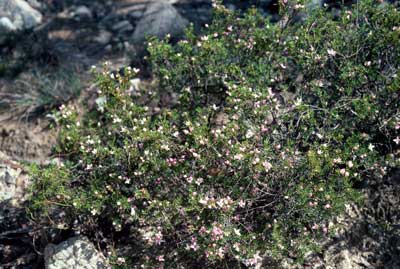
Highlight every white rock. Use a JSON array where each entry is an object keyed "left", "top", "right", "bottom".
[
  {"left": 0, "top": 17, "right": 16, "bottom": 33},
  {"left": 45, "top": 236, "right": 109, "bottom": 269},
  {"left": 0, "top": 152, "right": 26, "bottom": 203}
]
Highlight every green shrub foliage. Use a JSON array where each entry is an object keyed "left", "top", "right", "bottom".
[{"left": 29, "top": 1, "right": 400, "bottom": 267}]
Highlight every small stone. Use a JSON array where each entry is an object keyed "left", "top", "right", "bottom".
[
  {"left": 111, "top": 20, "right": 133, "bottom": 33},
  {"left": 73, "top": 5, "right": 92, "bottom": 20},
  {"left": 93, "top": 30, "right": 112, "bottom": 45}
]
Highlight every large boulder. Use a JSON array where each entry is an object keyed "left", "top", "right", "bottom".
[
  {"left": 132, "top": 1, "right": 189, "bottom": 43},
  {"left": 0, "top": 0, "right": 42, "bottom": 35},
  {"left": 44, "top": 236, "right": 109, "bottom": 269}
]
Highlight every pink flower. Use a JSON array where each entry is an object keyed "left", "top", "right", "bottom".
[
  {"left": 216, "top": 247, "right": 225, "bottom": 258},
  {"left": 188, "top": 236, "right": 199, "bottom": 251},
  {"left": 199, "top": 226, "right": 207, "bottom": 235},
  {"left": 166, "top": 157, "right": 177, "bottom": 166},
  {"left": 154, "top": 231, "right": 163, "bottom": 245},
  {"left": 211, "top": 226, "right": 224, "bottom": 241}
]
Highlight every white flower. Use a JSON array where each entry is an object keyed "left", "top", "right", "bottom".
[
  {"left": 195, "top": 177, "right": 204, "bottom": 185},
  {"left": 327, "top": 48, "right": 337, "bottom": 57},
  {"left": 294, "top": 98, "right": 302, "bottom": 107},
  {"left": 130, "top": 207, "right": 136, "bottom": 216},
  {"left": 245, "top": 129, "right": 254, "bottom": 139},
  {"left": 160, "top": 144, "right": 170, "bottom": 151},
  {"left": 234, "top": 154, "right": 244, "bottom": 160},
  {"left": 252, "top": 157, "right": 260, "bottom": 165},
  {"left": 368, "top": 143, "right": 375, "bottom": 151},
  {"left": 263, "top": 161, "right": 272, "bottom": 172},
  {"left": 117, "top": 257, "right": 126, "bottom": 264},
  {"left": 199, "top": 198, "right": 208, "bottom": 205},
  {"left": 394, "top": 137, "right": 400, "bottom": 145}
]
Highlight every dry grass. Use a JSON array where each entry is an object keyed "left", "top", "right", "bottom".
[{"left": 0, "top": 68, "right": 80, "bottom": 121}]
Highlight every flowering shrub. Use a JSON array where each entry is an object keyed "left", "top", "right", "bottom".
[{"left": 29, "top": 1, "right": 400, "bottom": 268}]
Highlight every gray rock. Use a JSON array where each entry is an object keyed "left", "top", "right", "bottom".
[
  {"left": 73, "top": 5, "right": 93, "bottom": 20},
  {"left": 114, "top": 0, "right": 146, "bottom": 18},
  {"left": 0, "top": 16, "right": 16, "bottom": 39},
  {"left": 127, "top": 9, "right": 145, "bottom": 20},
  {"left": 26, "top": 0, "right": 41, "bottom": 10},
  {"left": 0, "top": 153, "right": 26, "bottom": 203},
  {"left": 45, "top": 236, "right": 109, "bottom": 269},
  {"left": 0, "top": 0, "right": 42, "bottom": 31},
  {"left": 132, "top": 2, "right": 189, "bottom": 43},
  {"left": 93, "top": 30, "right": 113, "bottom": 45},
  {"left": 111, "top": 20, "right": 133, "bottom": 33}
]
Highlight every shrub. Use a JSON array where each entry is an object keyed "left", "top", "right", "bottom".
[{"left": 29, "top": 1, "right": 400, "bottom": 268}]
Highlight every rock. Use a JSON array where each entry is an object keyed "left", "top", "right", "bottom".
[
  {"left": 93, "top": 30, "right": 113, "bottom": 45},
  {"left": 114, "top": 0, "right": 147, "bottom": 19},
  {"left": 0, "top": 0, "right": 42, "bottom": 30},
  {"left": 26, "top": 0, "right": 42, "bottom": 10},
  {"left": 174, "top": 1, "right": 212, "bottom": 31},
  {"left": 44, "top": 236, "right": 109, "bottom": 269},
  {"left": 0, "top": 164, "right": 18, "bottom": 201},
  {"left": 132, "top": 2, "right": 189, "bottom": 43},
  {"left": 0, "top": 151, "right": 29, "bottom": 205},
  {"left": 0, "top": 17, "right": 16, "bottom": 33},
  {"left": 72, "top": 5, "right": 93, "bottom": 20},
  {"left": 0, "top": 152, "right": 27, "bottom": 203},
  {"left": 111, "top": 20, "right": 133, "bottom": 33},
  {"left": 127, "top": 9, "right": 145, "bottom": 20}
]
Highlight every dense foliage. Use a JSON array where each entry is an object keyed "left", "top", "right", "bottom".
[{"left": 29, "top": 1, "right": 400, "bottom": 268}]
